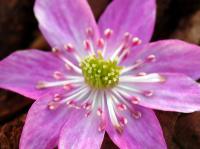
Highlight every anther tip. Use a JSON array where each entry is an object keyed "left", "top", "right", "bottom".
[
  {"left": 132, "top": 37, "right": 142, "bottom": 46},
  {"left": 159, "top": 75, "right": 166, "bottom": 83},
  {"left": 132, "top": 111, "right": 142, "bottom": 119},
  {"left": 52, "top": 47, "right": 60, "bottom": 53},
  {"left": 115, "top": 125, "right": 124, "bottom": 134},
  {"left": 36, "top": 81, "right": 45, "bottom": 89}
]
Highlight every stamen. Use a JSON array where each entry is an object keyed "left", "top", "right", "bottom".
[
  {"left": 83, "top": 40, "right": 95, "bottom": 55},
  {"left": 48, "top": 101, "right": 60, "bottom": 110},
  {"left": 130, "top": 96, "right": 140, "bottom": 104},
  {"left": 66, "top": 100, "right": 80, "bottom": 109},
  {"left": 53, "top": 71, "right": 63, "bottom": 80},
  {"left": 82, "top": 102, "right": 92, "bottom": 110},
  {"left": 86, "top": 27, "right": 94, "bottom": 38},
  {"left": 98, "top": 121, "right": 106, "bottom": 132},
  {"left": 107, "top": 92, "right": 122, "bottom": 132},
  {"left": 136, "top": 72, "right": 147, "bottom": 76},
  {"left": 111, "top": 44, "right": 125, "bottom": 61},
  {"left": 36, "top": 78, "right": 83, "bottom": 89},
  {"left": 64, "top": 43, "right": 75, "bottom": 53},
  {"left": 143, "top": 90, "right": 153, "bottom": 97},
  {"left": 63, "top": 84, "right": 74, "bottom": 91},
  {"left": 97, "top": 38, "right": 105, "bottom": 49},
  {"left": 132, "top": 111, "right": 142, "bottom": 119},
  {"left": 85, "top": 111, "right": 91, "bottom": 117},
  {"left": 146, "top": 54, "right": 156, "bottom": 62},
  {"left": 120, "top": 73, "right": 165, "bottom": 83},
  {"left": 65, "top": 63, "right": 72, "bottom": 71},
  {"left": 117, "top": 84, "right": 141, "bottom": 94},
  {"left": 84, "top": 40, "right": 91, "bottom": 51},
  {"left": 117, "top": 49, "right": 129, "bottom": 64},
  {"left": 53, "top": 93, "right": 61, "bottom": 101},
  {"left": 112, "top": 88, "right": 139, "bottom": 107},
  {"left": 64, "top": 43, "right": 81, "bottom": 62},
  {"left": 97, "top": 108, "right": 103, "bottom": 116},
  {"left": 104, "top": 28, "right": 113, "bottom": 39},
  {"left": 119, "top": 117, "right": 128, "bottom": 126},
  {"left": 61, "top": 57, "right": 82, "bottom": 74},
  {"left": 123, "top": 32, "right": 132, "bottom": 43},
  {"left": 116, "top": 103, "right": 127, "bottom": 111},
  {"left": 61, "top": 86, "right": 90, "bottom": 104},
  {"left": 52, "top": 47, "right": 82, "bottom": 74},
  {"left": 52, "top": 47, "right": 60, "bottom": 53},
  {"left": 110, "top": 32, "right": 132, "bottom": 61},
  {"left": 81, "top": 90, "right": 96, "bottom": 111},
  {"left": 120, "top": 59, "right": 144, "bottom": 75},
  {"left": 131, "top": 37, "right": 142, "bottom": 46}
]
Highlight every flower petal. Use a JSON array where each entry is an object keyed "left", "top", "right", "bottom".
[
  {"left": 106, "top": 105, "right": 166, "bottom": 149},
  {"left": 121, "top": 73, "right": 200, "bottom": 113},
  {"left": 0, "top": 50, "right": 66, "bottom": 100},
  {"left": 20, "top": 93, "right": 73, "bottom": 149},
  {"left": 98, "top": 0, "right": 156, "bottom": 55},
  {"left": 124, "top": 40, "right": 200, "bottom": 80},
  {"left": 34, "top": 0, "right": 99, "bottom": 51},
  {"left": 59, "top": 111, "right": 105, "bottom": 149}
]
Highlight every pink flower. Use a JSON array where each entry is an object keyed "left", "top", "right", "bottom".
[{"left": 1, "top": 0, "right": 200, "bottom": 148}]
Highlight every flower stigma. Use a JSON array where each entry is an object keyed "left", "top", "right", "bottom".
[{"left": 80, "top": 51, "right": 123, "bottom": 89}]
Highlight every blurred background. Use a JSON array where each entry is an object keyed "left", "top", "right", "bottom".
[{"left": 0, "top": 0, "right": 200, "bottom": 148}]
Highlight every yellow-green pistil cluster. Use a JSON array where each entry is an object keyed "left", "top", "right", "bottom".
[{"left": 80, "top": 53, "right": 122, "bottom": 89}]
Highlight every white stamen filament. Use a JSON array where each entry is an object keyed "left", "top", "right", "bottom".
[
  {"left": 120, "top": 73, "right": 165, "bottom": 83},
  {"left": 64, "top": 43, "right": 82, "bottom": 62},
  {"left": 107, "top": 93, "right": 121, "bottom": 129},
  {"left": 111, "top": 44, "right": 125, "bottom": 61},
  {"left": 120, "top": 60, "right": 144, "bottom": 75},
  {"left": 59, "top": 55, "right": 82, "bottom": 74},
  {"left": 37, "top": 78, "right": 83, "bottom": 89},
  {"left": 61, "top": 86, "right": 90, "bottom": 104},
  {"left": 117, "top": 84, "right": 142, "bottom": 94},
  {"left": 83, "top": 39, "right": 95, "bottom": 55},
  {"left": 117, "top": 49, "right": 129, "bottom": 64}
]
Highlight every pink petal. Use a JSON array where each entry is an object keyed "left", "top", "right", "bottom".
[
  {"left": 59, "top": 110, "right": 105, "bottom": 149},
  {"left": 34, "top": 0, "right": 99, "bottom": 51},
  {"left": 20, "top": 93, "right": 73, "bottom": 149},
  {"left": 106, "top": 105, "right": 166, "bottom": 149},
  {"left": 0, "top": 50, "right": 67, "bottom": 100},
  {"left": 123, "top": 40, "right": 200, "bottom": 80},
  {"left": 98, "top": 0, "right": 156, "bottom": 56},
  {"left": 125, "top": 73, "right": 200, "bottom": 113}
]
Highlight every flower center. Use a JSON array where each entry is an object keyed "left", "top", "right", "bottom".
[{"left": 80, "top": 52, "right": 122, "bottom": 89}]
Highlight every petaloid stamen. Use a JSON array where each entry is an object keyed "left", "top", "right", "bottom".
[
  {"left": 146, "top": 54, "right": 156, "bottom": 62},
  {"left": 97, "top": 38, "right": 105, "bottom": 49},
  {"left": 107, "top": 93, "right": 123, "bottom": 132},
  {"left": 52, "top": 47, "right": 82, "bottom": 74},
  {"left": 120, "top": 73, "right": 165, "bottom": 83},
  {"left": 132, "top": 111, "right": 142, "bottom": 119},
  {"left": 132, "top": 37, "right": 142, "bottom": 46},
  {"left": 85, "top": 27, "right": 94, "bottom": 38},
  {"left": 111, "top": 33, "right": 142, "bottom": 62},
  {"left": 53, "top": 93, "right": 62, "bottom": 101},
  {"left": 104, "top": 28, "right": 113, "bottom": 39},
  {"left": 37, "top": 79, "right": 83, "bottom": 89},
  {"left": 64, "top": 43, "right": 81, "bottom": 62},
  {"left": 124, "top": 32, "right": 132, "bottom": 43},
  {"left": 53, "top": 71, "right": 64, "bottom": 80}
]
